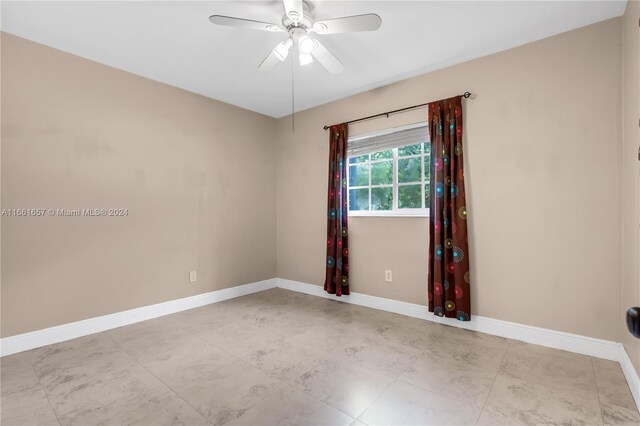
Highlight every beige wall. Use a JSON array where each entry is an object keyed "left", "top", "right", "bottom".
[
  {"left": 276, "top": 18, "right": 624, "bottom": 342},
  {"left": 0, "top": 14, "right": 632, "bottom": 348},
  {"left": 0, "top": 33, "right": 277, "bottom": 337},
  {"left": 621, "top": 0, "right": 640, "bottom": 374}
]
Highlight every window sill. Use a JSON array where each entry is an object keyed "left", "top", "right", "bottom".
[{"left": 348, "top": 210, "right": 430, "bottom": 218}]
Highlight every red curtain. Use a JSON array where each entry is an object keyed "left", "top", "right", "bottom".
[
  {"left": 324, "top": 123, "right": 349, "bottom": 296},
  {"left": 428, "top": 96, "right": 471, "bottom": 320}
]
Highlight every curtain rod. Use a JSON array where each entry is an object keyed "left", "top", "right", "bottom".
[{"left": 322, "top": 92, "right": 472, "bottom": 131}]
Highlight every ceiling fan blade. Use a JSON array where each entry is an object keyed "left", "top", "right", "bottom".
[
  {"left": 258, "top": 51, "right": 281, "bottom": 71},
  {"left": 310, "top": 40, "right": 343, "bottom": 74},
  {"left": 282, "top": 0, "right": 304, "bottom": 22},
  {"left": 313, "top": 14, "right": 382, "bottom": 34},
  {"left": 209, "top": 15, "right": 283, "bottom": 32},
  {"left": 258, "top": 39, "right": 293, "bottom": 71}
]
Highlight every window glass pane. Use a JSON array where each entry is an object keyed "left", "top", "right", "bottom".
[
  {"left": 423, "top": 142, "right": 430, "bottom": 155},
  {"left": 424, "top": 183, "right": 431, "bottom": 208},
  {"left": 398, "top": 143, "right": 422, "bottom": 156},
  {"left": 423, "top": 155, "right": 430, "bottom": 180},
  {"left": 349, "top": 188, "right": 369, "bottom": 211},
  {"left": 371, "top": 161, "right": 392, "bottom": 185},
  {"left": 371, "top": 187, "right": 392, "bottom": 210},
  {"left": 371, "top": 149, "right": 392, "bottom": 160},
  {"left": 349, "top": 154, "right": 368, "bottom": 164},
  {"left": 399, "top": 184, "right": 422, "bottom": 209},
  {"left": 349, "top": 164, "right": 369, "bottom": 187},
  {"left": 398, "top": 157, "right": 421, "bottom": 183}
]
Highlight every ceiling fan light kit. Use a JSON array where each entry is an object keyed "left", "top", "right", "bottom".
[
  {"left": 274, "top": 39, "right": 293, "bottom": 61},
  {"left": 298, "top": 36, "right": 316, "bottom": 55},
  {"left": 209, "top": 0, "right": 382, "bottom": 75},
  {"left": 299, "top": 53, "right": 313, "bottom": 66}
]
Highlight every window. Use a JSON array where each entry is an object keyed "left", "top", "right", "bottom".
[{"left": 347, "top": 124, "right": 430, "bottom": 216}]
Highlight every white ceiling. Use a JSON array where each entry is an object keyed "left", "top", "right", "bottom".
[{"left": 1, "top": 1, "right": 627, "bottom": 118}]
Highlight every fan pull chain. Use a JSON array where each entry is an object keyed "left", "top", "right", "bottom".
[{"left": 291, "top": 50, "right": 295, "bottom": 132}]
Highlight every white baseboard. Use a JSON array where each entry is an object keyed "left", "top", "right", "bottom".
[
  {"left": 276, "top": 278, "right": 640, "bottom": 412},
  {"left": 276, "top": 278, "right": 620, "bottom": 360},
  {"left": 620, "top": 345, "right": 640, "bottom": 412},
  {"left": 0, "top": 278, "right": 277, "bottom": 357}
]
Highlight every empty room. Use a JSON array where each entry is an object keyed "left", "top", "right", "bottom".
[{"left": 1, "top": 0, "right": 639, "bottom": 425}]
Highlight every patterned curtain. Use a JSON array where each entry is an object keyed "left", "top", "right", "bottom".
[
  {"left": 324, "top": 123, "right": 350, "bottom": 296},
  {"left": 427, "top": 95, "right": 471, "bottom": 320}
]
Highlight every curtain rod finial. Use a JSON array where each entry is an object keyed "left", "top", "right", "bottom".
[{"left": 463, "top": 92, "right": 471, "bottom": 98}]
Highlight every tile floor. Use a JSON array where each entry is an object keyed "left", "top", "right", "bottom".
[{"left": 1, "top": 288, "right": 639, "bottom": 425}]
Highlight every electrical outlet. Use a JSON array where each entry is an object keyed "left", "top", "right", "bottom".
[
  {"left": 385, "top": 270, "right": 392, "bottom": 282},
  {"left": 189, "top": 270, "right": 197, "bottom": 283}
]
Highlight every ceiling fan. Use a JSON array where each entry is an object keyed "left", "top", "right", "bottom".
[{"left": 209, "top": 0, "right": 382, "bottom": 74}]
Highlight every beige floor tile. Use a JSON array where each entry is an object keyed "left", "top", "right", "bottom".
[
  {"left": 430, "top": 327, "right": 510, "bottom": 370},
  {"left": 172, "top": 302, "right": 253, "bottom": 334},
  {"left": 2, "top": 353, "right": 41, "bottom": 392},
  {"left": 44, "top": 364, "right": 203, "bottom": 425},
  {"left": 436, "top": 330, "right": 508, "bottom": 367},
  {"left": 227, "top": 386, "right": 354, "bottom": 426},
  {"left": 27, "top": 333, "right": 133, "bottom": 370},
  {"left": 478, "top": 372, "right": 602, "bottom": 425},
  {"left": 106, "top": 314, "right": 197, "bottom": 361},
  {"left": 243, "top": 288, "right": 319, "bottom": 306},
  {"left": 27, "top": 334, "right": 136, "bottom": 393},
  {"left": 1, "top": 354, "right": 60, "bottom": 426},
  {"left": 302, "top": 298, "right": 382, "bottom": 327},
  {"left": 332, "top": 334, "right": 423, "bottom": 379},
  {"left": 106, "top": 391, "right": 210, "bottom": 426},
  {"left": 194, "top": 296, "right": 258, "bottom": 316},
  {"left": 220, "top": 299, "right": 321, "bottom": 337},
  {"left": 158, "top": 359, "right": 282, "bottom": 426},
  {"left": 1, "top": 388, "right": 60, "bottom": 426},
  {"left": 600, "top": 401, "right": 640, "bottom": 425},
  {"left": 288, "top": 321, "right": 367, "bottom": 354},
  {"left": 500, "top": 341, "right": 598, "bottom": 397},
  {"left": 358, "top": 379, "right": 480, "bottom": 425},
  {"left": 269, "top": 308, "right": 326, "bottom": 336},
  {"left": 399, "top": 346, "right": 498, "bottom": 410},
  {"left": 364, "top": 314, "right": 445, "bottom": 351},
  {"left": 593, "top": 358, "right": 622, "bottom": 371},
  {"left": 593, "top": 359, "right": 638, "bottom": 411},
  {"left": 205, "top": 325, "right": 331, "bottom": 383},
  {"left": 236, "top": 334, "right": 330, "bottom": 383},
  {"left": 593, "top": 360, "right": 640, "bottom": 425},
  {"left": 229, "top": 304, "right": 294, "bottom": 329},
  {"left": 293, "top": 359, "right": 395, "bottom": 418},
  {"left": 140, "top": 338, "right": 239, "bottom": 378},
  {"left": 219, "top": 291, "right": 312, "bottom": 317},
  {"left": 195, "top": 322, "right": 278, "bottom": 349},
  {"left": 398, "top": 323, "right": 509, "bottom": 408}
]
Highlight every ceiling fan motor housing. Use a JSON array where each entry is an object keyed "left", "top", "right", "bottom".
[
  {"left": 289, "top": 27, "right": 307, "bottom": 41},
  {"left": 282, "top": 1, "right": 313, "bottom": 31}
]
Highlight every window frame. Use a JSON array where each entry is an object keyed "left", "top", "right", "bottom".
[{"left": 347, "top": 144, "right": 430, "bottom": 218}]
